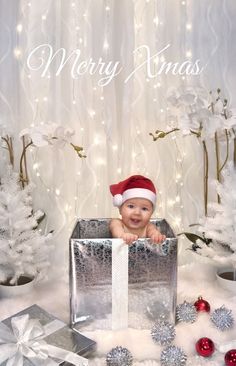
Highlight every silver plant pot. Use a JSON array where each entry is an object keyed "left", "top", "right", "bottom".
[
  {"left": 0, "top": 276, "right": 35, "bottom": 298},
  {"left": 216, "top": 268, "right": 236, "bottom": 294}
]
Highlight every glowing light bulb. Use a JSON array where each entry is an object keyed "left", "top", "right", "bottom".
[
  {"left": 33, "top": 163, "right": 39, "bottom": 170},
  {"left": 89, "top": 110, "right": 96, "bottom": 118},
  {"left": 14, "top": 48, "right": 21, "bottom": 58},
  {"left": 71, "top": 2, "right": 75, "bottom": 7},
  {"left": 105, "top": 6, "right": 110, "bottom": 11},
  {"left": 153, "top": 17, "right": 159, "bottom": 26},
  {"left": 36, "top": 172, "right": 40, "bottom": 177},
  {"left": 103, "top": 40, "right": 109, "bottom": 50},
  {"left": 97, "top": 158, "right": 105, "bottom": 165},
  {"left": 160, "top": 56, "right": 165, "bottom": 63},
  {"left": 94, "top": 136, "right": 100, "bottom": 145},
  {"left": 72, "top": 100, "right": 76, "bottom": 104},
  {"left": 186, "top": 50, "right": 192, "bottom": 58},
  {"left": 42, "top": 15, "right": 47, "bottom": 20},
  {"left": 43, "top": 97, "right": 48, "bottom": 102},
  {"left": 16, "top": 24, "right": 23, "bottom": 33},
  {"left": 55, "top": 189, "right": 60, "bottom": 196},
  {"left": 112, "top": 145, "right": 118, "bottom": 151},
  {"left": 186, "top": 23, "right": 192, "bottom": 30},
  {"left": 117, "top": 168, "right": 122, "bottom": 174},
  {"left": 176, "top": 195, "right": 180, "bottom": 203}
]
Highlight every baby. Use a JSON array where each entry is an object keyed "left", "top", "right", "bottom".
[{"left": 109, "top": 175, "right": 166, "bottom": 244}]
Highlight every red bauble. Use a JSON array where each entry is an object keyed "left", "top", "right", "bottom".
[
  {"left": 225, "top": 349, "right": 236, "bottom": 366},
  {"left": 194, "top": 296, "right": 210, "bottom": 312},
  {"left": 195, "top": 337, "right": 215, "bottom": 357}
]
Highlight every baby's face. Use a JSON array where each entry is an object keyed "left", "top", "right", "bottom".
[{"left": 119, "top": 198, "right": 153, "bottom": 231}]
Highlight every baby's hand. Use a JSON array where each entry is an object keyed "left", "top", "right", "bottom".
[
  {"left": 121, "top": 233, "right": 138, "bottom": 245},
  {"left": 150, "top": 232, "right": 166, "bottom": 244}
]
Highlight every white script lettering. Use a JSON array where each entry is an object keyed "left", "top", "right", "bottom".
[
  {"left": 26, "top": 43, "right": 204, "bottom": 85},
  {"left": 27, "top": 43, "right": 122, "bottom": 87},
  {"left": 124, "top": 45, "right": 204, "bottom": 83}
]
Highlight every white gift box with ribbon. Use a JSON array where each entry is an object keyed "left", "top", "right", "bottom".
[{"left": 0, "top": 304, "right": 96, "bottom": 366}]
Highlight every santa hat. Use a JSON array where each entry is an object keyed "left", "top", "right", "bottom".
[{"left": 110, "top": 175, "right": 157, "bottom": 208}]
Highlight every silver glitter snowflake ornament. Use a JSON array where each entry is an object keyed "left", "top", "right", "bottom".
[
  {"left": 106, "top": 346, "right": 133, "bottom": 366},
  {"left": 176, "top": 301, "right": 197, "bottom": 323},
  {"left": 151, "top": 319, "right": 176, "bottom": 346},
  {"left": 210, "top": 305, "right": 234, "bottom": 331},
  {"left": 160, "top": 345, "right": 187, "bottom": 366}
]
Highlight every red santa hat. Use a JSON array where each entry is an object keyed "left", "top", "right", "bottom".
[{"left": 110, "top": 175, "right": 157, "bottom": 208}]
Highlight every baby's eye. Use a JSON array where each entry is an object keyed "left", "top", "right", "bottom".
[
  {"left": 127, "top": 204, "right": 134, "bottom": 209},
  {"left": 142, "top": 207, "right": 149, "bottom": 211}
]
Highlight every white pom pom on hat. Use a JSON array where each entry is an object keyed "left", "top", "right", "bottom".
[
  {"left": 113, "top": 194, "right": 123, "bottom": 207},
  {"left": 110, "top": 175, "right": 157, "bottom": 208}
]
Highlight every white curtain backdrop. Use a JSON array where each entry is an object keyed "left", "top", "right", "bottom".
[{"left": 0, "top": 0, "right": 236, "bottom": 268}]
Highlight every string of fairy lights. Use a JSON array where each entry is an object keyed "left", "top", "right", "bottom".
[{"left": 12, "top": 0, "right": 197, "bottom": 234}]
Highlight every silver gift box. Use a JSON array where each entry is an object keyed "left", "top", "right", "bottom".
[
  {"left": 1, "top": 304, "right": 96, "bottom": 365},
  {"left": 69, "top": 219, "right": 177, "bottom": 331}
]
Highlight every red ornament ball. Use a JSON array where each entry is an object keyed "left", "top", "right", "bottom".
[
  {"left": 225, "top": 349, "right": 236, "bottom": 366},
  {"left": 195, "top": 337, "right": 215, "bottom": 357},
  {"left": 194, "top": 296, "right": 210, "bottom": 312}
]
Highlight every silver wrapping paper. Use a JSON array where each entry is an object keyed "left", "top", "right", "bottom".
[
  {"left": 1, "top": 304, "right": 96, "bottom": 366},
  {"left": 70, "top": 219, "right": 177, "bottom": 331}
]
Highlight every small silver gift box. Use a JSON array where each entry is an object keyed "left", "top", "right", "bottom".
[
  {"left": 69, "top": 219, "right": 177, "bottom": 332},
  {"left": 1, "top": 304, "right": 96, "bottom": 365}
]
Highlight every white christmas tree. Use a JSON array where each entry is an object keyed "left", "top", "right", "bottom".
[
  {"left": 195, "top": 163, "right": 236, "bottom": 265},
  {"left": 0, "top": 167, "right": 53, "bottom": 285}
]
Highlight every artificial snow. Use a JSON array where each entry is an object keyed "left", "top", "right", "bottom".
[{"left": 0, "top": 262, "right": 235, "bottom": 365}]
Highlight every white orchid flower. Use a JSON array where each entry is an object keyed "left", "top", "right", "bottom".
[{"left": 20, "top": 123, "right": 75, "bottom": 148}]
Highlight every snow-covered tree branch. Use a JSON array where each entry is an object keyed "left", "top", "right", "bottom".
[{"left": 0, "top": 168, "right": 53, "bottom": 285}]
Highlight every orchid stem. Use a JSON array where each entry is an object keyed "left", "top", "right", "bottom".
[{"left": 19, "top": 139, "right": 33, "bottom": 188}]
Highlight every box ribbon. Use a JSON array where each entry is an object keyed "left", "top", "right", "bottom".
[
  {"left": 0, "top": 313, "right": 88, "bottom": 366},
  {"left": 112, "top": 239, "right": 129, "bottom": 330}
]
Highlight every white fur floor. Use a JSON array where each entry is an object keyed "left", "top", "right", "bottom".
[{"left": 0, "top": 262, "right": 236, "bottom": 365}]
